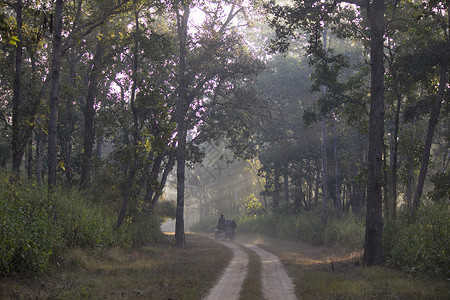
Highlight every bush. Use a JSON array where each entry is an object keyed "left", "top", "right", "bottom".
[
  {"left": 383, "top": 203, "right": 449, "bottom": 277},
  {"left": 0, "top": 177, "right": 59, "bottom": 274},
  {"left": 234, "top": 210, "right": 364, "bottom": 249},
  {"left": 190, "top": 215, "right": 221, "bottom": 232},
  {"left": 0, "top": 172, "right": 136, "bottom": 275}
]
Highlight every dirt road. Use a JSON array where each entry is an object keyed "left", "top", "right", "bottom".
[{"left": 204, "top": 240, "right": 297, "bottom": 300}]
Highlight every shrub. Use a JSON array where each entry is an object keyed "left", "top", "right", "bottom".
[
  {"left": 233, "top": 210, "right": 363, "bottom": 249},
  {"left": 189, "top": 215, "right": 218, "bottom": 232},
  {"left": 383, "top": 202, "right": 449, "bottom": 277},
  {"left": 0, "top": 171, "right": 138, "bottom": 275},
  {"left": 0, "top": 177, "right": 59, "bottom": 274},
  {"left": 129, "top": 213, "right": 165, "bottom": 246}
]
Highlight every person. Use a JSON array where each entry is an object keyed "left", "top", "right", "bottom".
[{"left": 218, "top": 214, "right": 225, "bottom": 230}]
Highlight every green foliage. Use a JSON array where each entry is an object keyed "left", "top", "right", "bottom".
[
  {"left": 323, "top": 213, "right": 365, "bottom": 249},
  {"left": 0, "top": 178, "right": 57, "bottom": 274},
  {"left": 154, "top": 200, "right": 177, "bottom": 221},
  {"left": 428, "top": 171, "right": 450, "bottom": 203},
  {"left": 235, "top": 210, "right": 364, "bottom": 250},
  {"left": 189, "top": 215, "right": 221, "bottom": 233},
  {"left": 127, "top": 213, "right": 165, "bottom": 246},
  {"left": 0, "top": 171, "right": 135, "bottom": 275},
  {"left": 241, "top": 193, "right": 266, "bottom": 216},
  {"left": 383, "top": 203, "right": 450, "bottom": 277}
]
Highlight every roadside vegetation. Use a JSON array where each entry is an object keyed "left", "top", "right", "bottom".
[
  {"left": 0, "top": 170, "right": 167, "bottom": 276},
  {"left": 191, "top": 201, "right": 449, "bottom": 278},
  {"left": 249, "top": 234, "right": 450, "bottom": 300},
  {"left": 0, "top": 233, "right": 231, "bottom": 299}
]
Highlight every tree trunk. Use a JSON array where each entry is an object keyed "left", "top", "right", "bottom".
[
  {"left": 382, "top": 144, "right": 389, "bottom": 218},
  {"left": 413, "top": 55, "right": 448, "bottom": 210},
  {"left": 364, "top": 0, "right": 385, "bottom": 266},
  {"left": 333, "top": 115, "right": 341, "bottom": 215},
  {"left": 11, "top": 0, "right": 23, "bottom": 177},
  {"left": 321, "top": 116, "right": 329, "bottom": 221},
  {"left": 80, "top": 36, "right": 104, "bottom": 190},
  {"left": 174, "top": 2, "right": 191, "bottom": 248},
  {"left": 405, "top": 153, "right": 415, "bottom": 216},
  {"left": 389, "top": 93, "right": 401, "bottom": 219},
  {"left": 65, "top": 53, "right": 79, "bottom": 186},
  {"left": 150, "top": 150, "right": 176, "bottom": 212},
  {"left": 116, "top": 11, "right": 140, "bottom": 228},
  {"left": 48, "top": 0, "right": 63, "bottom": 189},
  {"left": 26, "top": 136, "right": 32, "bottom": 179},
  {"left": 283, "top": 162, "right": 289, "bottom": 203},
  {"left": 273, "top": 164, "right": 280, "bottom": 209},
  {"left": 36, "top": 131, "right": 45, "bottom": 186}
]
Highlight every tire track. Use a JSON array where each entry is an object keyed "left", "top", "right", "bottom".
[
  {"left": 245, "top": 244, "right": 297, "bottom": 300},
  {"left": 204, "top": 241, "right": 248, "bottom": 300}
]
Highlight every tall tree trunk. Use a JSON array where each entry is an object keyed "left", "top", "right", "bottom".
[
  {"left": 36, "top": 131, "right": 45, "bottom": 186},
  {"left": 364, "top": 0, "right": 385, "bottom": 266},
  {"left": 174, "top": 2, "right": 190, "bottom": 248},
  {"left": 389, "top": 93, "right": 401, "bottom": 219},
  {"left": 321, "top": 116, "right": 329, "bottom": 221},
  {"left": 333, "top": 115, "right": 341, "bottom": 215},
  {"left": 405, "top": 153, "right": 415, "bottom": 216},
  {"left": 48, "top": 0, "right": 63, "bottom": 189},
  {"left": 26, "top": 136, "right": 32, "bottom": 179},
  {"left": 283, "top": 162, "right": 289, "bottom": 203},
  {"left": 413, "top": 55, "right": 448, "bottom": 210},
  {"left": 11, "top": 0, "right": 23, "bottom": 177},
  {"left": 80, "top": 36, "right": 105, "bottom": 190},
  {"left": 65, "top": 54, "right": 79, "bottom": 186},
  {"left": 382, "top": 144, "right": 389, "bottom": 218},
  {"left": 273, "top": 164, "right": 280, "bottom": 209},
  {"left": 150, "top": 150, "right": 176, "bottom": 212},
  {"left": 116, "top": 10, "right": 140, "bottom": 228}
]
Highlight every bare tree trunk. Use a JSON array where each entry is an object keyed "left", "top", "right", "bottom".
[
  {"left": 283, "top": 162, "right": 289, "bottom": 203},
  {"left": 413, "top": 55, "right": 448, "bottom": 210},
  {"left": 26, "top": 137, "right": 32, "bottom": 179},
  {"left": 11, "top": 0, "right": 23, "bottom": 177},
  {"left": 80, "top": 36, "right": 104, "bottom": 190},
  {"left": 364, "top": 0, "right": 385, "bottom": 266},
  {"left": 273, "top": 164, "right": 280, "bottom": 209},
  {"left": 65, "top": 53, "right": 79, "bottom": 186},
  {"left": 175, "top": 2, "right": 190, "bottom": 248},
  {"left": 389, "top": 94, "right": 401, "bottom": 219},
  {"left": 321, "top": 116, "right": 329, "bottom": 221},
  {"left": 116, "top": 10, "right": 140, "bottom": 229},
  {"left": 383, "top": 144, "right": 389, "bottom": 218},
  {"left": 48, "top": 0, "right": 63, "bottom": 189},
  {"left": 332, "top": 115, "right": 341, "bottom": 215},
  {"left": 405, "top": 153, "right": 415, "bottom": 216},
  {"left": 150, "top": 150, "right": 176, "bottom": 212},
  {"left": 36, "top": 131, "right": 45, "bottom": 186}
]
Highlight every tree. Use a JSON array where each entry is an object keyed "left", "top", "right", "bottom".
[{"left": 266, "top": 0, "right": 385, "bottom": 265}]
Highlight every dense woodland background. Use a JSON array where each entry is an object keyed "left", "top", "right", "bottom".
[{"left": 0, "top": 0, "right": 448, "bottom": 277}]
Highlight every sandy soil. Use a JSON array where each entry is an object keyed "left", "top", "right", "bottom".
[
  {"left": 204, "top": 241, "right": 249, "bottom": 300},
  {"left": 204, "top": 240, "right": 297, "bottom": 300}
]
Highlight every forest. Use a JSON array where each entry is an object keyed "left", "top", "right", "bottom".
[{"left": 0, "top": 0, "right": 449, "bottom": 292}]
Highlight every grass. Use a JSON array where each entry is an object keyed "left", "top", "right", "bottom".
[
  {"left": 239, "top": 245, "right": 263, "bottom": 300},
  {"left": 2, "top": 232, "right": 448, "bottom": 299},
  {"left": 241, "top": 233, "right": 450, "bottom": 300},
  {"left": 0, "top": 233, "right": 232, "bottom": 300}
]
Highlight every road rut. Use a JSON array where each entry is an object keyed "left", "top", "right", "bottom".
[{"left": 204, "top": 240, "right": 296, "bottom": 300}]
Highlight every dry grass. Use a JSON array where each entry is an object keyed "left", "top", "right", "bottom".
[
  {"left": 0, "top": 233, "right": 232, "bottom": 300},
  {"left": 239, "top": 233, "right": 450, "bottom": 300},
  {"left": 239, "top": 245, "right": 263, "bottom": 300}
]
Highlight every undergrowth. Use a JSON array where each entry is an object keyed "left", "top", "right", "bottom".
[
  {"left": 0, "top": 171, "right": 164, "bottom": 276},
  {"left": 383, "top": 202, "right": 449, "bottom": 277}
]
